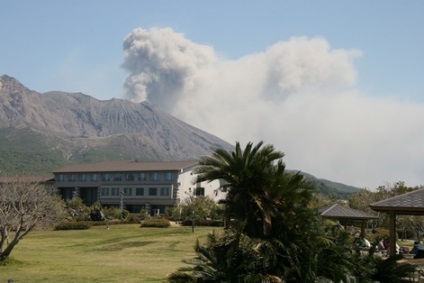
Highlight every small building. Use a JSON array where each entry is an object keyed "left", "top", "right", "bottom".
[
  {"left": 319, "top": 203, "right": 378, "bottom": 238},
  {"left": 370, "top": 188, "right": 424, "bottom": 256},
  {"left": 53, "top": 160, "right": 226, "bottom": 214}
]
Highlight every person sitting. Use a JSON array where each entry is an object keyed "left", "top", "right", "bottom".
[
  {"left": 363, "top": 238, "right": 371, "bottom": 248},
  {"left": 377, "top": 238, "right": 386, "bottom": 251},
  {"left": 411, "top": 241, "right": 420, "bottom": 255}
]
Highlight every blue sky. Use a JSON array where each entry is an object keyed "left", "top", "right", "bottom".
[{"left": 1, "top": 1, "right": 424, "bottom": 188}]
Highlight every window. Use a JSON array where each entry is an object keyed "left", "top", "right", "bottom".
[
  {"left": 151, "top": 172, "right": 159, "bottom": 181},
  {"left": 113, "top": 174, "right": 122, "bottom": 181},
  {"left": 138, "top": 173, "right": 146, "bottom": 181},
  {"left": 111, "top": 187, "right": 120, "bottom": 196},
  {"left": 68, "top": 174, "right": 76, "bottom": 182},
  {"left": 79, "top": 174, "right": 87, "bottom": 182},
  {"left": 57, "top": 174, "right": 65, "bottom": 182},
  {"left": 124, "top": 187, "right": 132, "bottom": 196},
  {"left": 136, "top": 188, "right": 144, "bottom": 196},
  {"left": 101, "top": 187, "right": 109, "bottom": 196},
  {"left": 148, "top": 187, "right": 157, "bottom": 196},
  {"left": 102, "top": 173, "right": 111, "bottom": 181},
  {"left": 194, "top": 187, "right": 205, "bottom": 196},
  {"left": 126, "top": 174, "right": 134, "bottom": 181},
  {"left": 160, "top": 187, "right": 169, "bottom": 196},
  {"left": 91, "top": 174, "right": 98, "bottom": 182},
  {"left": 165, "top": 172, "right": 173, "bottom": 181}
]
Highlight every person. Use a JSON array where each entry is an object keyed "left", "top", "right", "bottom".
[
  {"left": 386, "top": 240, "right": 401, "bottom": 254},
  {"left": 363, "top": 238, "right": 371, "bottom": 248},
  {"left": 411, "top": 241, "right": 420, "bottom": 255},
  {"left": 378, "top": 238, "right": 386, "bottom": 251}
]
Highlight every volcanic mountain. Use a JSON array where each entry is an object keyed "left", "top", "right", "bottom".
[{"left": 0, "top": 75, "right": 233, "bottom": 174}]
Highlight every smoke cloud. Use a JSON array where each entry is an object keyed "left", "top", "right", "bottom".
[
  {"left": 122, "top": 27, "right": 217, "bottom": 111},
  {"left": 122, "top": 27, "right": 424, "bottom": 189}
]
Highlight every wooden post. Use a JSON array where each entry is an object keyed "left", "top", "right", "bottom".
[
  {"left": 360, "top": 221, "right": 366, "bottom": 238},
  {"left": 389, "top": 212, "right": 397, "bottom": 256}
]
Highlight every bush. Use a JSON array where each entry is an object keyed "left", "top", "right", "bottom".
[
  {"left": 140, "top": 218, "right": 170, "bottom": 228},
  {"left": 65, "top": 198, "right": 91, "bottom": 221},
  {"left": 54, "top": 221, "right": 92, "bottom": 230},
  {"left": 126, "top": 213, "right": 141, "bottom": 224}
]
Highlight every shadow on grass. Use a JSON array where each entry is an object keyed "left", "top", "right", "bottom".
[
  {"left": 92, "top": 241, "right": 157, "bottom": 251},
  {"left": 0, "top": 257, "right": 24, "bottom": 266}
]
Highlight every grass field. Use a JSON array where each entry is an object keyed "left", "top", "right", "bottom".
[{"left": 0, "top": 224, "right": 217, "bottom": 283}]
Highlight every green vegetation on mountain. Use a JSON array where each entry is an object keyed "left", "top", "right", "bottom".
[{"left": 0, "top": 127, "right": 67, "bottom": 175}]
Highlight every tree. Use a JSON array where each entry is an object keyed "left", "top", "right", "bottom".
[
  {"left": 169, "top": 142, "right": 415, "bottom": 282},
  {"left": 195, "top": 141, "right": 288, "bottom": 237},
  {"left": 167, "top": 229, "right": 283, "bottom": 283},
  {"left": 171, "top": 195, "right": 222, "bottom": 222},
  {"left": 0, "top": 176, "right": 64, "bottom": 261}
]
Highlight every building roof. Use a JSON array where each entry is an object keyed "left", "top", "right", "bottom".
[
  {"left": 370, "top": 188, "right": 424, "bottom": 215},
  {"left": 319, "top": 204, "right": 378, "bottom": 220},
  {"left": 0, "top": 175, "right": 54, "bottom": 184},
  {"left": 52, "top": 160, "right": 199, "bottom": 174}
]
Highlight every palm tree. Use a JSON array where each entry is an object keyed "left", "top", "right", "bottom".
[
  {"left": 166, "top": 230, "right": 283, "bottom": 283},
  {"left": 194, "top": 141, "right": 286, "bottom": 237},
  {"left": 172, "top": 141, "right": 395, "bottom": 282}
]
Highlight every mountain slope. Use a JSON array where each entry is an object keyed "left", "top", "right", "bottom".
[
  {"left": 0, "top": 75, "right": 233, "bottom": 174},
  {"left": 297, "top": 171, "right": 359, "bottom": 199}
]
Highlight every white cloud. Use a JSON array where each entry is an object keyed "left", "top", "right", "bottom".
[{"left": 122, "top": 27, "right": 424, "bottom": 189}]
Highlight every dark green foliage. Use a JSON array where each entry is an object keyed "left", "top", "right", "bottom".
[
  {"left": 195, "top": 141, "right": 297, "bottom": 238},
  {"left": 167, "top": 141, "right": 416, "bottom": 283},
  {"left": 140, "top": 218, "right": 170, "bottom": 228},
  {"left": 371, "top": 254, "right": 416, "bottom": 283},
  {"left": 350, "top": 246, "right": 416, "bottom": 283},
  {"left": 54, "top": 222, "right": 92, "bottom": 230},
  {"left": 168, "top": 230, "right": 277, "bottom": 283}
]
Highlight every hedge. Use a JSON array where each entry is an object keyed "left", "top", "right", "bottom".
[
  {"left": 54, "top": 222, "right": 92, "bottom": 230},
  {"left": 140, "top": 218, "right": 170, "bottom": 228}
]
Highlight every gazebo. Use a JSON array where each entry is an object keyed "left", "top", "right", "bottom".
[
  {"left": 319, "top": 203, "right": 378, "bottom": 238},
  {"left": 370, "top": 188, "right": 424, "bottom": 256}
]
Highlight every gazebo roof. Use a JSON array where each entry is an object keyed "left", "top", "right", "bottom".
[
  {"left": 370, "top": 188, "right": 424, "bottom": 215},
  {"left": 319, "top": 204, "right": 378, "bottom": 220}
]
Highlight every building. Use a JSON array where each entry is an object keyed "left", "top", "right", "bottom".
[{"left": 53, "top": 160, "right": 226, "bottom": 214}]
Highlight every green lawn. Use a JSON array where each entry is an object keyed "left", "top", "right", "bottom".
[{"left": 0, "top": 224, "right": 216, "bottom": 283}]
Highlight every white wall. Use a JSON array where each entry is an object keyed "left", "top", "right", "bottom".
[{"left": 177, "top": 168, "right": 226, "bottom": 203}]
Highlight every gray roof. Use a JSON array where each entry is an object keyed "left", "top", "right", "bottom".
[
  {"left": 319, "top": 204, "right": 378, "bottom": 220},
  {"left": 370, "top": 188, "right": 424, "bottom": 215},
  {"left": 53, "top": 160, "right": 199, "bottom": 173}
]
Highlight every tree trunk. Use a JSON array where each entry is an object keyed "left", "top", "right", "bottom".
[{"left": 0, "top": 235, "right": 19, "bottom": 260}]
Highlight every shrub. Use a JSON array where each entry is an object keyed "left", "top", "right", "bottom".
[
  {"left": 139, "top": 209, "right": 150, "bottom": 220},
  {"left": 65, "top": 198, "right": 91, "bottom": 221},
  {"left": 126, "top": 213, "right": 141, "bottom": 224},
  {"left": 140, "top": 218, "right": 170, "bottom": 228},
  {"left": 54, "top": 221, "right": 92, "bottom": 230}
]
